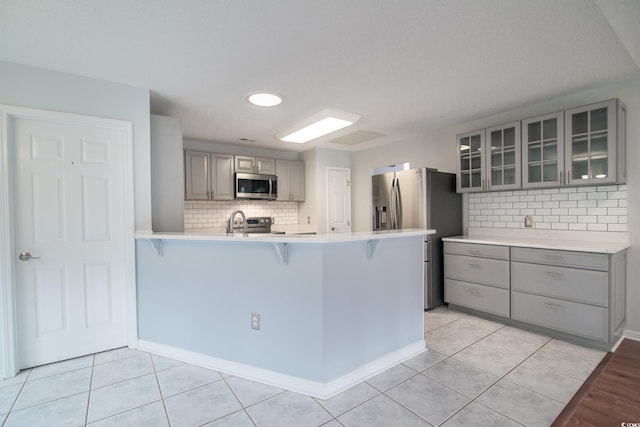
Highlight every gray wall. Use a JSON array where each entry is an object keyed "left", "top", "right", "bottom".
[
  {"left": 298, "top": 147, "right": 352, "bottom": 234},
  {"left": 151, "top": 115, "right": 184, "bottom": 232},
  {"left": 0, "top": 61, "right": 152, "bottom": 230}
]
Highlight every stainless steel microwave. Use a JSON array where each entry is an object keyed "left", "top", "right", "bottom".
[{"left": 235, "top": 173, "right": 278, "bottom": 200}]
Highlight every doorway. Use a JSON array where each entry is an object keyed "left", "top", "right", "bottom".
[{"left": 326, "top": 167, "right": 352, "bottom": 234}]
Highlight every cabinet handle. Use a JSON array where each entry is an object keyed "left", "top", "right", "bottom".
[
  {"left": 545, "top": 303, "right": 564, "bottom": 310},
  {"left": 545, "top": 271, "right": 563, "bottom": 278},
  {"left": 467, "top": 288, "right": 482, "bottom": 297},
  {"left": 544, "top": 254, "right": 563, "bottom": 261},
  {"left": 567, "top": 171, "right": 570, "bottom": 183},
  {"left": 466, "top": 249, "right": 480, "bottom": 255},
  {"left": 467, "top": 262, "right": 481, "bottom": 269}
]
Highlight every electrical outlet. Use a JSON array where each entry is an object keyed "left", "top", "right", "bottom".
[
  {"left": 251, "top": 313, "right": 260, "bottom": 330},
  {"left": 524, "top": 215, "right": 533, "bottom": 228}
]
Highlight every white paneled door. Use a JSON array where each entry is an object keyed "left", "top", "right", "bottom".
[
  {"left": 327, "top": 167, "right": 351, "bottom": 234},
  {"left": 13, "top": 115, "right": 129, "bottom": 369}
]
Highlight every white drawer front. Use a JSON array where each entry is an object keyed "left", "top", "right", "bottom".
[
  {"left": 511, "top": 247, "right": 608, "bottom": 271},
  {"left": 444, "top": 242, "right": 509, "bottom": 260},
  {"left": 512, "top": 291, "right": 608, "bottom": 342},
  {"left": 445, "top": 279, "right": 510, "bottom": 317},
  {"left": 444, "top": 254, "right": 509, "bottom": 289},
  {"left": 512, "top": 262, "right": 608, "bottom": 307}
]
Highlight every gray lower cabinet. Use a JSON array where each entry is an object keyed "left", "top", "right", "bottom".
[
  {"left": 444, "top": 241, "right": 627, "bottom": 346},
  {"left": 444, "top": 242, "right": 510, "bottom": 317},
  {"left": 510, "top": 247, "right": 625, "bottom": 344}
]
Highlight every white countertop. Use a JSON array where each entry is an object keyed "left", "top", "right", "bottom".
[
  {"left": 136, "top": 228, "right": 434, "bottom": 244},
  {"left": 442, "top": 235, "right": 629, "bottom": 254},
  {"left": 270, "top": 224, "right": 317, "bottom": 234}
]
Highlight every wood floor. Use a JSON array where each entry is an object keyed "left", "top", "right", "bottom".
[{"left": 552, "top": 338, "right": 640, "bottom": 426}]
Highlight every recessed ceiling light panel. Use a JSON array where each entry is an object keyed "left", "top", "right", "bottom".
[
  {"left": 277, "top": 108, "right": 361, "bottom": 143},
  {"left": 247, "top": 92, "right": 283, "bottom": 107}
]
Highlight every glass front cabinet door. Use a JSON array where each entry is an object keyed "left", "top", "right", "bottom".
[
  {"left": 564, "top": 99, "right": 626, "bottom": 186},
  {"left": 457, "top": 122, "right": 521, "bottom": 193},
  {"left": 457, "top": 129, "right": 485, "bottom": 192},
  {"left": 522, "top": 112, "right": 564, "bottom": 188},
  {"left": 485, "top": 121, "right": 521, "bottom": 191}
]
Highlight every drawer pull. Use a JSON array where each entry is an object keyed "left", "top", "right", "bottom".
[
  {"left": 466, "top": 288, "right": 483, "bottom": 297},
  {"left": 545, "top": 303, "right": 565, "bottom": 310},
  {"left": 466, "top": 249, "right": 480, "bottom": 255},
  {"left": 467, "top": 262, "right": 481, "bottom": 269},
  {"left": 545, "top": 271, "right": 563, "bottom": 278},
  {"left": 544, "top": 254, "right": 564, "bottom": 261}
]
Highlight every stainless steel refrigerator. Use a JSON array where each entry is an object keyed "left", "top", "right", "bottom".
[{"left": 372, "top": 167, "right": 462, "bottom": 309}]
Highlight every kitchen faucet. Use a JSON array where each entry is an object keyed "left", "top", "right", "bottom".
[{"left": 228, "top": 209, "right": 247, "bottom": 235}]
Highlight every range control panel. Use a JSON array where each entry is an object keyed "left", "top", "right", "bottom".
[{"left": 245, "top": 216, "right": 272, "bottom": 233}]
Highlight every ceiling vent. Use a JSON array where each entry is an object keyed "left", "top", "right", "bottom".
[{"left": 328, "top": 130, "right": 385, "bottom": 145}]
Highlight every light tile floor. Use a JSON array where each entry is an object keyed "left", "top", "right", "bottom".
[{"left": 0, "top": 307, "right": 606, "bottom": 427}]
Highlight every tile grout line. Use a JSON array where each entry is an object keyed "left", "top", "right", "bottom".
[
  {"left": 423, "top": 312, "right": 536, "bottom": 425},
  {"left": 83, "top": 355, "right": 96, "bottom": 427},
  {"left": 1, "top": 368, "right": 33, "bottom": 427},
  {"left": 150, "top": 355, "right": 173, "bottom": 427},
  {"left": 219, "top": 376, "right": 258, "bottom": 427}
]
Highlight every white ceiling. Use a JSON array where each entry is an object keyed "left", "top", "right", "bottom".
[{"left": 1, "top": 0, "right": 639, "bottom": 152}]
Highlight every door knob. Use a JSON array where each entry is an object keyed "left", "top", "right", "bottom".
[
  {"left": 18, "top": 252, "right": 40, "bottom": 261},
  {"left": 331, "top": 227, "right": 336, "bottom": 231}
]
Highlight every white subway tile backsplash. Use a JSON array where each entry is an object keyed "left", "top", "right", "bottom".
[
  {"left": 184, "top": 199, "right": 300, "bottom": 230},
  {"left": 559, "top": 187, "right": 577, "bottom": 193},
  {"left": 577, "top": 200, "right": 597, "bottom": 208},
  {"left": 551, "top": 193, "right": 569, "bottom": 201},
  {"left": 587, "top": 192, "right": 607, "bottom": 200},
  {"left": 578, "top": 216, "right": 596, "bottom": 223},
  {"left": 587, "top": 207, "right": 607, "bottom": 216},
  {"left": 588, "top": 223, "right": 607, "bottom": 231},
  {"left": 569, "top": 223, "right": 587, "bottom": 231},
  {"left": 578, "top": 186, "right": 597, "bottom": 193},
  {"left": 467, "top": 184, "right": 626, "bottom": 233}
]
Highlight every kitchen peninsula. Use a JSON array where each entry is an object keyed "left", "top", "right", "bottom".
[{"left": 135, "top": 229, "right": 432, "bottom": 398}]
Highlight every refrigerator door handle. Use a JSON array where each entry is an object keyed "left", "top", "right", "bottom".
[
  {"left": 388, "top": 178, "right": 395, "bottom": 229},
  {"left": 395, "top": 178, "right": 402, "bottom": 229}
]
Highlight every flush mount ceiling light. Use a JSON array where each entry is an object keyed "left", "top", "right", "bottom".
[
  {"left": 247, "top": 92, "right": 283, "bottom": 107},
  {"left": 277, "top": 108, "right": 361, "bottom": 143}
]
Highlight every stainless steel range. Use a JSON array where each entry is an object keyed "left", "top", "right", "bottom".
[{"left": 230, "top": 215, "right": 272, "bottom": 233}]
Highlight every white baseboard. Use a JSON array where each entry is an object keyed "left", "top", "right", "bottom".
[
  {"left": 138, "top": 339, "right": 425, "bottom": 399},
  {"left": 623, "top": 328, "right": 640, "bottom": 342}
]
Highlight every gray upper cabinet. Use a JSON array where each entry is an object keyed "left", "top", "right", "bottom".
[
  {"left": 276, "top": 160, "right": 305, "bottom": 201},
  {"left": 235, "top": 155, "right": 276, "bottom": 175},
  {"left": 457, "top": 98, "right": 626, "bottom": 193},
  {"left": 456, "top": 129, "right": 485, "bottom": 192},
  {"left": 565, "top": 99, "right": 626, "bottom": 186},
  {"left": 210, "top": 153, "right": 234, "bottom": 200},
  {"left": 486, "top": 121, "right": 521, "bottom": 191},
  {"left": 522, "top": 111, "right": 564, "bottom": 188},
  {"left": 185, "top": 150, "right": 210, "bottom": 200},
  {"left": 184, "top": 150, "right": 234, "bottom": 200},
  {"left": 457, "top": 122, "right": 520, "bottom": 193}
]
